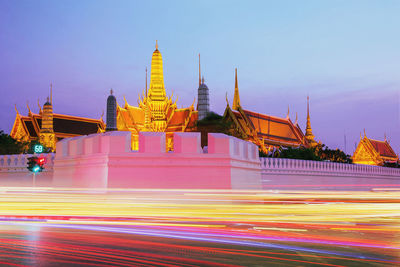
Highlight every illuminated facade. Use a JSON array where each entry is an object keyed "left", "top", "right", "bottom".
[
  {"left": 223, "top": 68, "right": 309, "bottom": 153},
  {"left": 11, "top": 90, "right": 105, "bottom": 150},
  {"left": 352, "top": 133, "right": 399, "bottom": 166},
  {"left": 116, "top": 42, "right": 197, "bottom": 150}
]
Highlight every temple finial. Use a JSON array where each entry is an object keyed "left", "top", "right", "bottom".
[
  {"left": 198, "top": 53, "right": 201, "bottom": 86},
  {"left": 232, "top": 68, "right": 241, "bottom": 110},
  {"left": 26, "top": 101, "right": 31, "bottom": 116},
  {"left": 384, "top": 133, "right": 387, "bottom": 142},
  {"left": 225, "top": 92, "right": 229, "bottom": 106},
  {"left": 305, "top": 95, "right": 316, "bottom": 146},
  {"left": 50, "top": 82, "right": 53, "bottom": 104},
  {"left": 155, "top": 40, "right": 158, "bottom": 50},
  {"left": 363, "top": 128, "right": 366, "bottom": 137},
  {"left": 47, "top": 96, "right": 49, "bottom": 103},
  {"left": 14, "top": 104, "right": 19, "bottom": 115},
  {"left": 37, "top": 99, "right": 42, "bottom": 113},
  {"left": 286, "top": 105, "right": 290, "bottom": 119},
  {"left": 145, "top": 67, "right": 148, "bottom": 97},
  {"left": 202, "top": 75, "right": 205, "bottom": 84},
  {"left": 110, "top": 88, "right": 113, "bottom": 95},
  {"left": 295, "top": 112, "right": 298, "bottom": 125}
]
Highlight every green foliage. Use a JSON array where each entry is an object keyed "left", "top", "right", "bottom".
[
  {"left": 315, "top": 144, "right": 352, "bottom": 163},
  {"left": 383, "top": 162, "right": 400, "bottom": 168},
  {"left": 0, "top": 130, "right": 27, "bottom": 155},
  {"left": 0, "top": 130, "right": 51, "bottom": 155},
  {"left": 278, "top": 146, "right": 322, "bottom": 161},
  {"left": 270, "top": 143, "right": 352, "bottom": 163},
  {"left": 196, "top": 112, "right": 233, "bottom": 147}
]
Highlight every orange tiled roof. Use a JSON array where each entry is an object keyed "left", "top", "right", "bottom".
[
  {"left": 236, "top": 109, "right": 303, "bottom": 144},
  {"left": 368, "top": 139, "right": 397, "bottom": 158}
]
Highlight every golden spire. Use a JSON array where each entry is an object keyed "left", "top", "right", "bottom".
[
  {"left": 149, "top": 41, "right": 166, "bottom": 100},
  {"left": 199, "top": 53, "right": 201, "bottom": 86},
  {"left": 305, "top": 95, "right": 316, "bottom": 146},
  {"left": 145, "top": 67, "right": 148, "bottom": 97},
  {"left": 232, "top": 68, "right": 241, "bottom": 110}
]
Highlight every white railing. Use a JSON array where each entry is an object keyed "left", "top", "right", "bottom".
[
  {"left": 260, "top": 157, "right": 400, "bottom": 177},
  {"left": 0, "top": 153, "right": 55, "bottom": 172}
]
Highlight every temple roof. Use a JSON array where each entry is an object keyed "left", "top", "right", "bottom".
[
  {"left": 368, "top": 138, "right": 397, "bottom": 158},
  {"left": 13, "top": 113, "right": 105, "bottom": 140},
  {"left": 232, "top": 109, "right": 304, "bottom": 145}
]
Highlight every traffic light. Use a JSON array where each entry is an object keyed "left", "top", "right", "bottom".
[{"left": 27, "top": 156, "right": 45, "bottom": 173}]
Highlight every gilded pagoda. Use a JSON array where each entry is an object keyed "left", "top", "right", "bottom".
[
  {"left": 223, "top": 69, "right": 314, "bottom": 153},
  {"left": 352, "top": 132, "right": 399, "bottom": 166},
  {"left": 116, "top": 42, "right": 197, "bottom": 150}
]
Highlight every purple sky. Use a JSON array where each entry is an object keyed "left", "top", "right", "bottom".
[{"left": 0, "top": 0, "right": 399, "bottom": 154}]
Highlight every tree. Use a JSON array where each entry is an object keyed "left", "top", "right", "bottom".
[
  {"left": 195, "top": 112, "right": 233, "bottom": 147},
  {"left": 277, "top": 146, "right": 322, "bottom": 161},
  {"left": 315, "top": 144, "right": 352, "bottom": 163},
  {"left": 0, "top": 130, "right": 27, "bottom": 155}
]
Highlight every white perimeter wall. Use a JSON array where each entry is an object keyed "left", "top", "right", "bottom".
[{"left": 261, "top": 157, "right": 400, "bottom": 190}]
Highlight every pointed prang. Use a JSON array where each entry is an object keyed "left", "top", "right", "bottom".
[{"left": 155, "top": 40, "right": 158, "bottom": 50}]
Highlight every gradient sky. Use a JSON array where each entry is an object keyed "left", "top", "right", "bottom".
[{"left": 0, "top": 0, "right": 399, "bottom": 154}]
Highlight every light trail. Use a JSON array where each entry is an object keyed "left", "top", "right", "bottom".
[{"left": 0, "top": 188, "right": 399, "bottom": 266}]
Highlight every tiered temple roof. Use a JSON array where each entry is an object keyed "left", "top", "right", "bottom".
[
  {"left": 223, "top": 69, "right": 309, "bottom": 153},
  {"left": 352, "top": 134, "right": 399, "bottom": 165},
  {"left": 11, "top": 108, "right": 105, "bottom": 143}
]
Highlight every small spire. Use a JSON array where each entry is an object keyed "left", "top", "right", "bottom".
[
  {"left": 202, "top": 76, "right": 205, "bottom": 84},
  {"left": 295, "top": 112, "right": 298, "bottom": 125},
  {"left": 155, "top": 40, "right": 158, "bottom": 50},
  {"left": 235, "top": 68, "right": 238, "bottom": 89},
  {"left": 145, "top": 67, "right": 148, "bottom": 97},
  {"left": 110, "top": 88, "right": 113, "bottom": 95},
  {"left": 198, "top": 53, "right": 201, "bottom": 87},
  {"left": 47, "top": 96, "right": 49, "bottom": 103},
  {"left": 37, "top": 99, "right": 42, "bottom": 113},
  {"left": 26, "top": 101, "right": 32, "bottom": 116},
  {"left": 384, "top": 133, "right": 387, "bottom": 142},
  {"left": 363, "top": 128, "right": 366, "bottom": 137},
  {"left": 50, "top": 83, "right": 53, "bottom": 104},
  {"left": 232, "top": 68, "right": 241, "bottom": 110},
  {"left": 286, "top": 105, "right": 290, "bottom": 119}
]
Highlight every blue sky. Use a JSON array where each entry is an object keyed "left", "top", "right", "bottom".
[{"left": 0, "top": 0, "right": 399, "bottom": 153}]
